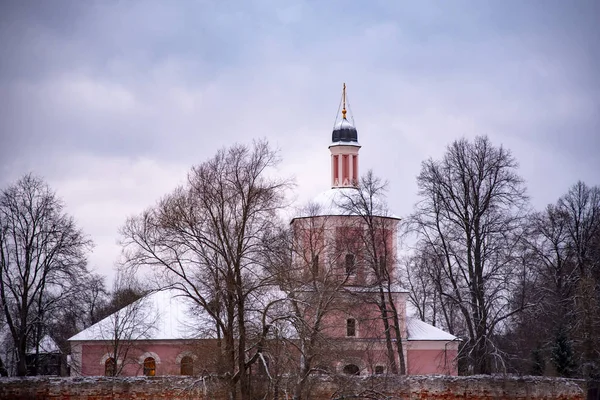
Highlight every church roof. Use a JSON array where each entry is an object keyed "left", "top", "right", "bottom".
[
  {"left": 68, "top": 289, "right": 456, "bottom": 343},
  {"left": 293, "top": 188, "right": 400, "bottom": 220},
  {"left": 406, "top": 317, "right": 458, "bottom": 341},
  {"left": 68, "top": 287, "right": 289, "bottom": 342},
  {"left": 28, "top": 334, "right": 61, "bottom": 354},
  {"left": 69, "top": 289, "right": 204, "bottom": 341},
  {"left": 331, "top": 118, "right": 359, "bottom": 144}
]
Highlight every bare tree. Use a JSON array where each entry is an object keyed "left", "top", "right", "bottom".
[
  {"left": 401, "top": 249, "right": 463, "bottom": 334},
  {"left": 0, "top": 174, "right": 92, "bottom": 376},
  {"left": 267, "top": 204, "right": 353, "bottom": 400},
  {"left": 92, "top": 275, "right": 156, "bottom": 377},
  {"left": 0, "top": 306, "right": 8, "bottom": 376},
  {"left": 498, "top": 181, "right": 600, "bottom": 378},
  {"left": 120, "top": 140, "right": 290, "bottom": 399},
  {"left": 49, "top": 273, "right": 109, "bottom": 355},
  {"left": 338, "top": 170, "right": 407, "bottom": 375},
  {"left": 551, "top": 182, "right": 600, "bottom": 376},
  {"left": 410, "top": 136, "right": 529, "bottom": 374},
  {"left": 559, "top": 182, "right": 600, "bottom": 279}
]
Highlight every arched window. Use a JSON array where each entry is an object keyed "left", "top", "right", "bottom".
[
  {"left": 143, "top": 357, "right": 156, "bottom": 376},
  {"left": 343, "top": 364, "right": 360, "bottom": 375},
  {"left": 180, "top": 356, "right": 193, "bottom": 376},
  {"left": 104, "top": 357, "right": 116, "bottom": 376}
]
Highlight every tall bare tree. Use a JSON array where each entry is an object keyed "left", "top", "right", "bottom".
[
  {"left": 548, "top": 182, "right": 600, "bottom": 376},
  {"left": 92, "top": 275, "right": 156, "bottom": 377},
  {"left": 0, "top": 174, "right": 92, "bottom": 376},
  {"left": 120, "top": 140, "right": 290, "bottom": 399},
  {"left": 401, "top": 248, "right": 463, "bottom": 335},
  {"left": 338, "top": 170, "right": 406, "bottom": 375},
  {"left": 410, "top": 136, "right": 529, "bottom": 374},
  {"left": 500, "top": 181, "right": 600, "bottom": 378},
  {"left": 559, "top": 182, "right": 600, "bottom": 279},
  {"left": 49, "top": 273, "right": 109, "bottom": 356},
  {"left": 269, "top": 204, "right": 353, "bottom": 400}
]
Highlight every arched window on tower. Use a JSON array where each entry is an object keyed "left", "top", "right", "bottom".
[
  {"left": 180, "top": 356, "right": 193, "bottom": 376},
  {"left": 143, "top": 357, "right": 156, "bottom": 376},
  {"left": 104, "top": 357, "right": 116, "bottom": 376}
]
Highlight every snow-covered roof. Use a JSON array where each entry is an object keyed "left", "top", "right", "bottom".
[
  {"left": 69, "top": 288, "right": 456, "bottom": 343},
  {"left": 69, "top": 289, "right": 205, "bottom": 342},
  {"left": 28, "top": 334, "right": 61, "bottom": 354},
  {"left": 406, "top": 317, "right": 458, "bottom": 341},
  {"left": 308, "top": 188, "right": 359, "bottom": 217},
  {"left": 333, "top": 118, "right": 356, "bottom": 131},
  {"left": 344, "top": 283, "right": 409, "bottom": 294},
  {"left": 294, "top": 188, "right": 400, "bottom": 220},
  {"left": 69, "top": 287, "right": 290, "bottom": 342}
]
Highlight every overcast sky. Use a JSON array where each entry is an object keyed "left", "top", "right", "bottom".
[{"left": 1, "top": 0, "right": 598, "bottom": 284}]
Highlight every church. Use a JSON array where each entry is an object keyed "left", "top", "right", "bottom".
[{"left": 68, "top": 86, "right": 458, "bottom": 377}]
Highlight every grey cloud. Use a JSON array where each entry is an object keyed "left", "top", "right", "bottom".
[{"left": 1, "top": 0, "right": 598, "bottom": 276}]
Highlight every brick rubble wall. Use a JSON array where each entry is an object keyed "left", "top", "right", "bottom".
[{"left": 0, "top": 375, "right": 585, "bottom": 400}]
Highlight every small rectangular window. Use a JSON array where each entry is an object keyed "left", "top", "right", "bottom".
[
  {"left": 375, "top": 365, "right": 384, "bottom": 375},
  {"left": 379, "top": 255, "right": 386, "bottom": 275},
  {"left": 312, "top": 254, "right": 319, "bottom": 275},
  {"left": 345, "top": 254, "right": 355, "bottom": 275},
  {"left": 346, "top": 318, "right": 356, "bottom": 337}
]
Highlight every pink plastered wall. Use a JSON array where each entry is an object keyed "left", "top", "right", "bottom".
[
  {"left": 291, "top": 215, "right": 400, "bottom": 285},
  {"left": 319, "top": 292, "right": 406, "bottom": 340},
  {"left": 74, "top": 340, "right": 220, "bottom": 376},
  {"left": 407, "top": 341, "right": 459, "bottom": 375}
]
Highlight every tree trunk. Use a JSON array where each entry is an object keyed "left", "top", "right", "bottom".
[{"left": 376, "top": 288, "right": 398, "bottom": 374}]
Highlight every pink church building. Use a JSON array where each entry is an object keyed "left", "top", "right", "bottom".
[{"left": 69, "top": 86, "right": 458, "bottom": 377}]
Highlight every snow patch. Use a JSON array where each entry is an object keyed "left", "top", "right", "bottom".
[{"left": 406, "top": 317, "right": 458, "bottom": 341}]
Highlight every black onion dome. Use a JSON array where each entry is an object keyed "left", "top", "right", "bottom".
[{"left": 332, "top": 118, "right": 358, "bottom": 143}]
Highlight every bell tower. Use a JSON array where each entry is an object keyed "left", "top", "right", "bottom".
[{"left": 330, "top": 83, "right": 361, "bottom": 188}]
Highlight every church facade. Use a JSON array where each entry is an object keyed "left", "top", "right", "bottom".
[{"left": 69, "top": 86, "right": 458, "bottom": 377}]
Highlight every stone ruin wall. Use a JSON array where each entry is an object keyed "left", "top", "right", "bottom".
[{"left": 0, "top": 375, "right": 586, "bottom": 400}]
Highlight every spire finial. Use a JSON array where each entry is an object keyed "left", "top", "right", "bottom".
[{"left": 342, "top": 83, "right": 347, "bottom": 120}]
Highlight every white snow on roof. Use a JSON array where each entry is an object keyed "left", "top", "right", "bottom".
[
  {"left": 69, "top": 289, "right": 207, "bottom": 342},
  {"left": 28, "top": 334, "right": 61, "bottom": 354},
  {"left": 333, "top": 118, "right": 357, "bottom": 130},
  {"left": 329, "top": 141, "right": 361, "bottom": 147},
  {"left": 308, "top": 188, "right": 359, "bottom": 217},
  {"left": 69, "top": 287, "right": 290, "bottom": 342},
  {"left": 68, "top": 287, "right": 457, "bottom": 343},
  {"left": 294, "top": 188, "right": 400, "bottom": 219},
  {"left": 344, "top": 283, "right": 409, "bottom": 293},
  {"left": 406, "top": 317, "right": 457, "bottom": 341}
]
